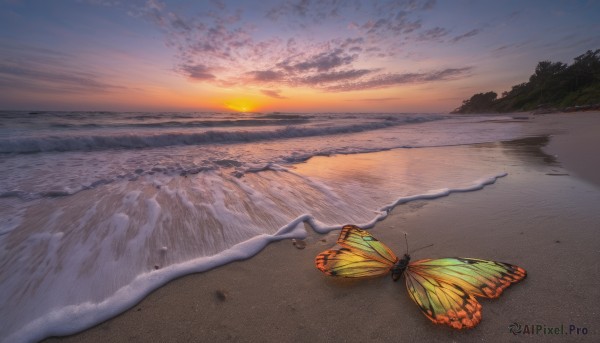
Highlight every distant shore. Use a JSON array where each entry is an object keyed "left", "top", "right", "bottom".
[
  {"left": 452, "top": 49, "right": 600, "bottom": 114},
  {"left": 45, "top": 112, "right": 600, "bottom": 343}
]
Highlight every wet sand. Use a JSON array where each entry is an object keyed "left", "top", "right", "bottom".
[{"left": 45, "top": 112, "right": 600, "bottom": 342}]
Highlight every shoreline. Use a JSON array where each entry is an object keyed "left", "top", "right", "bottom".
[
  {"left": 43, "top": 112, "right": 600, "bottom": 342},
  {"left": 538, "top": 112, "right": 600, "bottom": 187}
]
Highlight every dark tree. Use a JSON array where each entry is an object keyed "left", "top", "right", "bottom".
[
  {"left": 453, "top": 48, "right": 600, "bottom": 113},
  {"left": 452, "top": 92, "right": 497, "bottom": 114}
]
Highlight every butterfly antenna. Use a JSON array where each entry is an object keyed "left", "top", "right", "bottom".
[
  {"left": 411, "top": 243, "right": 434, "bottom": 255},
  {"left": 404, "top": 232, "right": 409, "bottom": 255}
]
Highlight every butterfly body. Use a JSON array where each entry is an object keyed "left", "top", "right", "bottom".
[
  {"left": 315, "top": 225, "right": 527, "bottom": 329},
  {"left": 391, "top": 254, "right": 410, "bottom": 281}
]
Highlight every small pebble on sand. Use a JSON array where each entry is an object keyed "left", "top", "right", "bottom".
[{"left": 292, "top": 239, "right": 306, "bottom": 249}]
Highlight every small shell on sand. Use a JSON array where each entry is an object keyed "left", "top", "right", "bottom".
[
  {"left": 215, "top": 289, "right": 228, "bottom": 301},
  {"left": 292, "top": 239, "right": 306, "bottom": 249}
]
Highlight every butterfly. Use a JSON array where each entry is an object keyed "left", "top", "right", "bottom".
[{"left": 315, "top": 225, "right": 527, "bottom": 329}]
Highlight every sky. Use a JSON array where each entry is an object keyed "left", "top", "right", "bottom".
[{"left": 0, "top": 0, "right": 599, "bottom": 113}]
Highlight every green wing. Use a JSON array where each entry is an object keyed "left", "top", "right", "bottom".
[{"left": 405, "top": 257, "right": 527, "bottom": 329}]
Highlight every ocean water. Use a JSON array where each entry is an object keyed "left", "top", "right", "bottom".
[{"left": 0, "top": 111, "right": 529, "bottom": 342}]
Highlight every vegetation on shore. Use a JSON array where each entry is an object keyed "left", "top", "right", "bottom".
[{"left": 452, "top": 49, "right": 600, "bottom": 114}]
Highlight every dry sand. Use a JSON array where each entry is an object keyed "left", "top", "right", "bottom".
[{"left": 45, "top": 112, "right": 600, "bottom": 343}]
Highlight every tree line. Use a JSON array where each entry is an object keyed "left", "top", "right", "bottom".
[{"left": 452, "top": 49, "right": 600, "bottom": 114}]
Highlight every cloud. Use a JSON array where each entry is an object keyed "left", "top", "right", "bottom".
[
  {"left": 277, "top": 48, "right": 357, "bottom": 73},
  {"left": 0, "top": 64, "right": 118, "bottom": 94},
  {"left": 248, "top": 70, "right": 286, "bottom": 82},
  {"left": 423, "top": 67, "right": 472, "bottom": 80},
  {"left": 102, "top": 1, "right": 468, "bottom": 93},
  {"left": 421, "top": 0, "right": 437, "bottom": 10},
  {"left": 139, "top": 0, "right": 191, "bottom": 32},
  {"left": 355, "top": 1, "right": 440, "bottom": 38},
  {"left": 244, "top": 66, "right": 374, "bottom": 88},
  {"left": 0, "top": 64, "right": 115, "bottom": 91},
  {"left": 361, "top": 15, "right": 422, "bottom": 36},
  {"left": 327, "top": 67, "right": 473, "bottom": 92},
  {"left": 450, "top": 29, "right": 482, "bottom": 43},
  {"left": 134, "top": 0, "right": 251, "bottom": 65},
  {"left": 261, "top": 89, "right": 288, "bottom": 99},
  {"left": 340, "top": 37, "right": 364, "bottom": 48},
  {"left": 265, "top": 0, "right": 435, "bottom": 48},
  {"left": 265, "top": 0, "right": 350, "bottom": 23},
  {"left": 492, "top": 44, "right": 512, "bottom": 53},
  {"left": 0, "top": 45, "right": 122, "bottom": 94},
  {"left": 181, "top": 64, "right": 215, "bottom": 80},
  {"left": 417, "top": 27, "right": 450, "bottom": 41},
  {"left": 298, "top": 69, "right": 374, "bottom": 85}
]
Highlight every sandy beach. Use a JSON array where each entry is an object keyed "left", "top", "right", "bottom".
[
  {"left": 3, "top": 2, "right": 599, "bottom": 342},
  {"left": 39, "top": 112, "right": 599, "bottom": 343}
]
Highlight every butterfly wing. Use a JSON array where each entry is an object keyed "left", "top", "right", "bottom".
[
  {"left": 315, "top": 248, "right": 396, "bottom": 278},
  {"left": 335, "top": 225, "right": 398, "bottom": 265},
  {"left": 405, "top": 257, "right": 527, "bottom": 329},
  {"left": 315, "top": 225, "right": 398, "bottom": 278}
]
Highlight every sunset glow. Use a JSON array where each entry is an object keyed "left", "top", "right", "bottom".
[
  {"left": 224, "top": 98, "right": 259, "bottom": 113},
  {"left": 1, "top": 1, "right": 598, "bottom": 112}
]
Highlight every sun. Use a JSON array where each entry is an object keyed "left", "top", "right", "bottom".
[{"left": 224, "top": 98, "right": 258, "bottom": 113}]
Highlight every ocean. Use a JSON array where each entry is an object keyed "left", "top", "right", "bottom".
[{"left": 0, "top": 111, "right": 529, "bottom": 342}]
